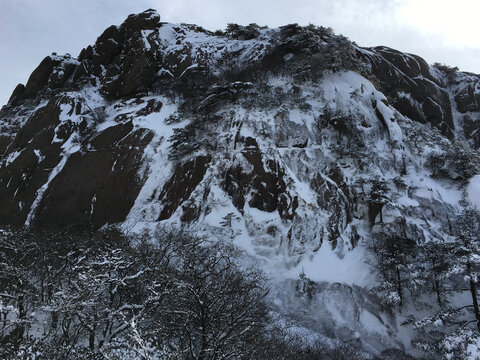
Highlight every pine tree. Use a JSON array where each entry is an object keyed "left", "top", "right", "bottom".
[
  {"left": 369, "top": 231, "right": 417, "bottom": 307},
  {"left": 417, "top": 240, "right": 453, "bottom": 307},
  {"left": 414, "top": 208, "right": 480, "bottom": 358},
  {"left": 367, "top": 179, "right": 390, "bottom": 226},
  {"left": 453, "top": 208, "right": 480, "bottom": 330}
]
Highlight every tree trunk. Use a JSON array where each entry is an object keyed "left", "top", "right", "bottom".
[
  {"left": 396, "top": 268, "right": 403, "bottom": 307},
  {"left": 432, "top": 259, "right": 442, "bottom": 307},
  {"left": 89, "top": 330, "right": 95, "bottom": 350},
  {"left": 51, "top": 311, "right": 58, "bottom": 331},
  {"left": 467, "top": 261, "right": 480, "bottom": 330},
  {"left": 434, "top": 278, "right": 442, "bottom": 307}
]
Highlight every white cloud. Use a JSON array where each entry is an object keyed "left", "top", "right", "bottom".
[{"left": 396, "top": 0, "right": 480, "bottom": 48}]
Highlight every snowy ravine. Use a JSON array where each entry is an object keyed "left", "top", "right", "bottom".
[{"left": 1, "top": 9, "right": 480, "bottom": 358}]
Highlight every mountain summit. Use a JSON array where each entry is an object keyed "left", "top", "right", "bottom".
[{"left": 1, "top": 9, "right": 480, "bottom": 358}]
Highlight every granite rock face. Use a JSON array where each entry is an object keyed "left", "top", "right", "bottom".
[{"left": 1, "top": 9, "right": 480, "bottom": 357}]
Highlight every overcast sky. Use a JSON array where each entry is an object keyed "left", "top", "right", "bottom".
[{"left": 1, "top": 0, "right": 479, "bottom": 106}]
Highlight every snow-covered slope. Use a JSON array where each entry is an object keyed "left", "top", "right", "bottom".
[{"left": 1, "top": 9, "right": 480, "bottom": 358}]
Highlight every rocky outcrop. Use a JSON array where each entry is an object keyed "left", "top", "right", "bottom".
[
  {"left": 0, "top": 93, "right": 153, "bottom": 228},
  {"left": 33, "top": 124, "right": 153, "bottom": 228},
  {"left": 24, "top": 56, "right": 59, "bottom": 97},
  {"left": 157, "top": 155, "right": 211, "bottom": 221},
  {"left": 0, "top": 96, "right": 71, "bottom": 224},
  {"left": 361, "top": 46, "right": 455, "bottom": 138},
  {"left": 1, "top": 10, "right": 480, "bottom": 355},
  {"left": 453, "top": 73, "right": 480, "bottom": 113},
  {"left": 223, "top": 137, "right": 298, "bottom": 220},
  {"left": 121, "top": 8, "right": 161, "bottom": 36},
  {"left": 7, "top": 84, "right": 25, "bottom": 106}
]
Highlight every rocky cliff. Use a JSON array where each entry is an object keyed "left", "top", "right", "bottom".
[{"left": 1, "top": 9, "right": 480, "bottom": 357}]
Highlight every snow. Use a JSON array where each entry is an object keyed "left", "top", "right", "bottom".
[
  {"left": 141, "top": 30, "right": 153, "bottom": 50},
  {"left": 3, "top": 21, "right": 480, "bottom": 358},
  {"left": 467, "top": 174, "right": 480, "bottom": 210},
  {"left": 2, "top": 150, "right": 23, "bottom": 166},
  {"left": 283, "top": 242, "right": 374, "bottom": 287},
  {"left": 25, "top": 131, "right": 81, "bottom": 226},
  {"left": 123, "top": 99, "right": 190, "bottom": 229},
  {"left": 156, "top": 23, "right": 273, "bottom": 75},
  {"left": 33, "top": 149, "right": 45, "bottom": 163},
  {"left": 396, "top": 193, "right": 420, "bottom": 207},
  {"left": 283, "top": 164, "right": 318, "bottom": 205},
  {"left": 409, "top": 173, "right": 462, "bottom": 206},
  {"left": 133, "top": 100, "right": 180, "bottom": 134},
  {"left": 25, "top": 153, "right": 68, "bottom": 226}
]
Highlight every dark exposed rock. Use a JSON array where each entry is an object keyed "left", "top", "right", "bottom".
[
  {"left": 0, "top": 95, "right": 155, "bottom": 229},
  {"left": 72, "top": 10, "right": 161, "bottom": 99},
  {"left": 9, "top": 96, "right": 65, "bottom": 150},
  {"left": 362, "top": 46, "right": 455, "bottom": 138},
  {"left": 92, "top": 26, "right": 124, "bottom": 65},
  {"left": 24, "top": 56, "right": 59, "bottom": 97},
  {"left": 0, "top": 96, "right": 73, "bottom": 225},
  {"left": 368, "top": 202, "right": 383, "bottom": 227},
  {"left": 0, "top": 146, "right": 61, "bottom": 225},
  {"left": 164, "top": 52, "right": 193, "bottom": 78},
  {"left": 15, "top": 54, "right": 78, "bottom": 99},
  {"left": 311, "top": 167, "right": 353, "bottom": 247},
  {"left": 89, "top": 121, "right": 135, "bottom": 148},
  {"left": 223, "top": 137, "right": 297, "bottom": 220},
  {"left": 120, "top": 9, "right": 161, "bottom": 38},
  {"left": 94, "top": 39, "right": 123, "bottom": 66},
  {"left": 463, "top": 114, "right": 480, "bottom": 148},
  {"left": 78, "top": 45, "right": 94, "bottom": 61},
  {"left": 33, "top": 124, "right": 154, "bottom": 228},
  {"left": 97, "top": 25, "right": 123, "bottom": 44},
  {"left": 0, "top": 135, "right": 10, "bottom": 155},
  {"left": 117, "top": 55, "right": 155, "bottom": 97},
  {"left": 7, "top": 83, "right": 25, "bottom": 105},
  {"left": 454, "top": 81, "right": 480, "bottom": 113},
  {"left": 136, "top": 99, "right": 163, "bottom": 116},
  {"left": 157, "top": 155, "right": 211, "bottom": 220},
  {"left": 47, "top": 61, "right": 77, "bottom": 89},
  {"left": 72, "top": 62, "right": 91, "bottom": 82}
]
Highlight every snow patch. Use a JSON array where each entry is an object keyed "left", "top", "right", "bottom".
[{"left": 467, "top": 175, "right": 480, "bottom": 210}]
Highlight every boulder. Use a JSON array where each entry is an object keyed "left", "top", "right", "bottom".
[
  {"left": 92, "top": 25, "right": 124, "bottom": 65},
  {"left": 120, "top": 9, "right": 160, "bottom": 38},
  {"left": 97, "top": 25, "right": 123, "bottom": 44}
]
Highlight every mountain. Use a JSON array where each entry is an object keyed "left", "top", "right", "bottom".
[{"left": 1, "top": 9, "right": 480, "bottom": 358}]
